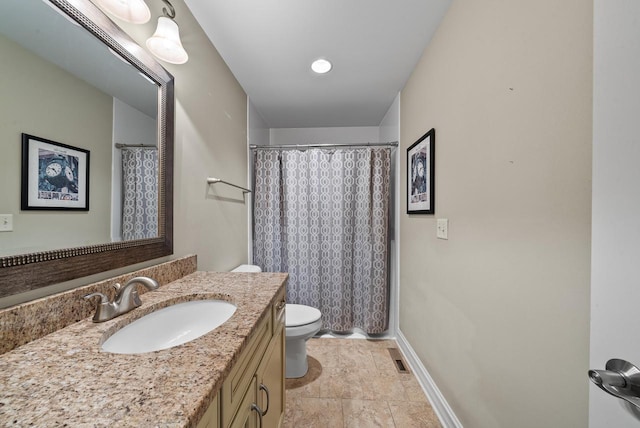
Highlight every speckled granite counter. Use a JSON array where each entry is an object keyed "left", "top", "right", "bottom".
[
  {"left": 0, "top": 271, "right": 287, "bottom": 427},
  {"left": 0, "top": 255, "right": 199, "bottom": 354}
]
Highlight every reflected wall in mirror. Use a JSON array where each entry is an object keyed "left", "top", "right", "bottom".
[{"left": 0, "top": 0, "right": 174, "bottom": 299}]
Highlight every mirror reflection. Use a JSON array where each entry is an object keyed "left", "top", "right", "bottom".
[{"left": 0, "top": 0, "right": 160, "bottom": 257}]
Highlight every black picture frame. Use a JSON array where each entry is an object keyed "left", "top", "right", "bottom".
[
  {"left": 407, "top": 128, "right": 435, "bottom": 214},
  {"left": 21, "top": 133, "right": 90, "bottom": 211}
]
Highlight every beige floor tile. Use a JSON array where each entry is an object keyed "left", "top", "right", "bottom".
[
  {"left": 318, "top": 366, "right": 367, "bottom": 399},
  {"left": 286, "top": 337, "right": 441, "bottom": 427},
  {"left": 361, "top": 339, "right": 399, "bottom": 349},
  {"left": 339, "top": 345, "right": 376, "bottom": 368},
  {"left": 309, "top": 337, "right": 347, "bottom": 347},
  {"left": 308, "top": 344, "right": 341, "bottom": 368},
  {"left": 370, "top": 347, "right": 403, "bottom": 376},
  {"left": 402, "top": 378, "right": 429, "bottom": 403},
  {"left": 337, "top": 338, "right": 395, "bottom": 350},
  {"left": 283, "top": 395, "right": 298, "bottom": 427},
  {"left": 369, "top": 374, "right": 409, "bottom": 401},
  {"left": 388, "top": 401, "right": 442, "bottom": 428},
  {"left": 342, "top": 399, "right": 395, "bottom": 428},
  {"left": 286, "top": 377, "right": 322, "bottom": 399},
  {"left": 289, "top": 397, "right": 344, "bottom": 428}
]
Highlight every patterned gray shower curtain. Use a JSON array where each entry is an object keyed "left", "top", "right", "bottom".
[
  {"left": 253, "top": 147, "right": 391, "bottom": 334},
  {"left": 121, "top": 147, "right": 158, "bottom": 240}
]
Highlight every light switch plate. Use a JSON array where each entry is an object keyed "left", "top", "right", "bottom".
[
  {"left": 436, "top": 218, "right": 448, "bottom": 240},
  {"left": 0, "top": 214, "right": 13, "bottom": 232}
]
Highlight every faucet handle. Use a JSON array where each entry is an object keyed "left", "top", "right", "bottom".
[
  {"left": 84, "top": 292, "right": 109, "bottom": 304},
  {"left": 84, "top": 292, "right": 117, "bottom": 323}
]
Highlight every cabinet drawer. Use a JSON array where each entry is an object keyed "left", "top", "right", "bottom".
[{"left": 221, "top": 313, "right": 272, "bottom": 428}]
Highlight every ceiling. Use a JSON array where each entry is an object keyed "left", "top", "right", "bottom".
[{"left": 184, "top": 0, "right": 452, "bottom": 129}]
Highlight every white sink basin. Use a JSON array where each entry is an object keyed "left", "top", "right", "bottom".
[{"left": 101, "top": 300, "right": 236, "bottom": 354}]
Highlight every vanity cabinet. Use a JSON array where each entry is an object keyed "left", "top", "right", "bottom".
[
  {"left": 198, "top": 288, "right": 286, "bottom": 428},
  {"left": 196, "top": 394, "right": 219, "bottom": 428}
]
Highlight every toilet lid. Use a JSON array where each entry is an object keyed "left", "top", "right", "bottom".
[{"left": 286, "top": 304, "right": 322, "bottom": 327}]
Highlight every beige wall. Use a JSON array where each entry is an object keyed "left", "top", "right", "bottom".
[
  {"left": 0, "top": 35, "right": 112, "bottom": 256},
  {"left": 399, "top": 1, "right": 592, "bottom": 427},
  {"left": 106, "top": 0, "right": 249, "bottom": 272}
]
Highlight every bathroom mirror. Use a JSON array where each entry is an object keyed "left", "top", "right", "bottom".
[{"left": 0, "top": 0, "right": 174, "bottom": 298}]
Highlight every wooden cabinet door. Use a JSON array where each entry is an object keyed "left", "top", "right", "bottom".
[
  {"left": 257, "top": 325, "right": 285, "bottom": 428},
  {"left": 230, "top": 377, "right": 259, "bottom": 428}
]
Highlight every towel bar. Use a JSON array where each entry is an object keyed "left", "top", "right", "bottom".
[{"left": 207, "top": 177, "right": 251, "bottom": 193}]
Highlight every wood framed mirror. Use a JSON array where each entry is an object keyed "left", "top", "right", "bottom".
[{"left": 0, "top": 0, "right": 174, "bottom": 298}]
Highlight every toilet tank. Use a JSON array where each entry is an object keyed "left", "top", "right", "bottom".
[{"left": 231, "top": 264, "right": 262, "bottom": 273}]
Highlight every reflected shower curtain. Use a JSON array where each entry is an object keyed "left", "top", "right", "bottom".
[
  {"left": 121, "top": 148, "right": 158, "bottom": 240},
  {"left": 253, "top": 148, "right": 391, "bottom": 334}
]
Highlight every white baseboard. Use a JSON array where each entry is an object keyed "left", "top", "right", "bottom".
[{"left": 395, "top": 330, "right": 463, "bottom": 428}]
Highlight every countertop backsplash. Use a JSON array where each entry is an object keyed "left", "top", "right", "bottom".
[{"left": 0, "top": 255, "right": 197, "bottom": 355}]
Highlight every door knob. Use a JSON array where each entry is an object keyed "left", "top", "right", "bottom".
[{"left": 589, "top": 358, "right": 640, "bottom": 409}]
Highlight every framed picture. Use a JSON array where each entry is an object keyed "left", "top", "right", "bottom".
[
  {"left": 21, "top": 134, "right": 90, "bottom": 211},
  {"left": 407, "top": 128, "right": 435, "bottom": 214}
]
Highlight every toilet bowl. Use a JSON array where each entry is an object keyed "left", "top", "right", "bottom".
[
  {"left": 231, "top": 264, "right": 322, "bottom": 378},
  {"left": 285, "top": 303, "right": 322, "bottom": 378}
]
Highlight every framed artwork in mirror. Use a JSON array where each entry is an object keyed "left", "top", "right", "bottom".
[
  {"left": 21, "top": 133, "right": 90, "bottom": 211},
  {"left": 407, "top": 128, "right": 435, "bottom": 214}
]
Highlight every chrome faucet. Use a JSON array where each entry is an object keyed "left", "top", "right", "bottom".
[{"left": 84, "top": 276, "right": 159, "bottom": 322}]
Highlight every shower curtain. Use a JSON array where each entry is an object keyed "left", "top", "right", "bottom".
[
  {"left": 253, "top": 147, "right": 391, "bottom": 334},
  {"left": 121, "top": 147, "right": 158, "bottom": 240}
]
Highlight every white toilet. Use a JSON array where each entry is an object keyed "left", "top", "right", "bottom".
[
  {"left": 284, "top": 303, "right": 322, "bottom": 378},
  {"left": 231, "top": 264, "right": 322, "bottom": 378}
]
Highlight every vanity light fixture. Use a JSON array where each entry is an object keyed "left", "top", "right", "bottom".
[
  {"left": 93, "top": 0, "right": 151, "bottom": 24},
  {"left": 311, "top": 58, "right": 332, "bottom": 74},
  {"left": 146, "top": 0, "right": 188, "bottom": 64}
]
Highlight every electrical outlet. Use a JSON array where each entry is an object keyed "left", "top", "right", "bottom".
[
  {"left": 0, "top": 214, "right": 13, "bottom": 232},
  {"left": 436, "top": 218, "right": 448, "bottom": 240}
]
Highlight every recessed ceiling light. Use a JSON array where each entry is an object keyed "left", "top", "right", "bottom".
[{"left": 311, "top": 58, "right": 332, "bottom": 74}]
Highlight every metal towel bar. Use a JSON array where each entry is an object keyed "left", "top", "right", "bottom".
[{"left": 206, "top": 177, "right": 251, "bottom": 193}]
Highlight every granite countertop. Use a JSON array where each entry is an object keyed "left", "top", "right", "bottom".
[{"left": 0, "top": 271, "right": 287, "bottom": 427}]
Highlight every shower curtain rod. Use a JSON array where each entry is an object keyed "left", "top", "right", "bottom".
[
  {"left": 249, "top": 141, "right": 398, "bottom": 150},
  {"left": 115, "top": 143, "right": 157, "bottom": 149}
]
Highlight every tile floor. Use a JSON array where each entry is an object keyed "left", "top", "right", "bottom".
[{"left": 284, "top": 337, "right": 442, "bottom": 427}]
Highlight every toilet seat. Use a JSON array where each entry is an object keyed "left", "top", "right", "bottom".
[
  {"left": 285, "top": 304, "right": 322, "bottom": 341},
  {"left": 286, "top": 304, "right": 322, "bottom": 327}
]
